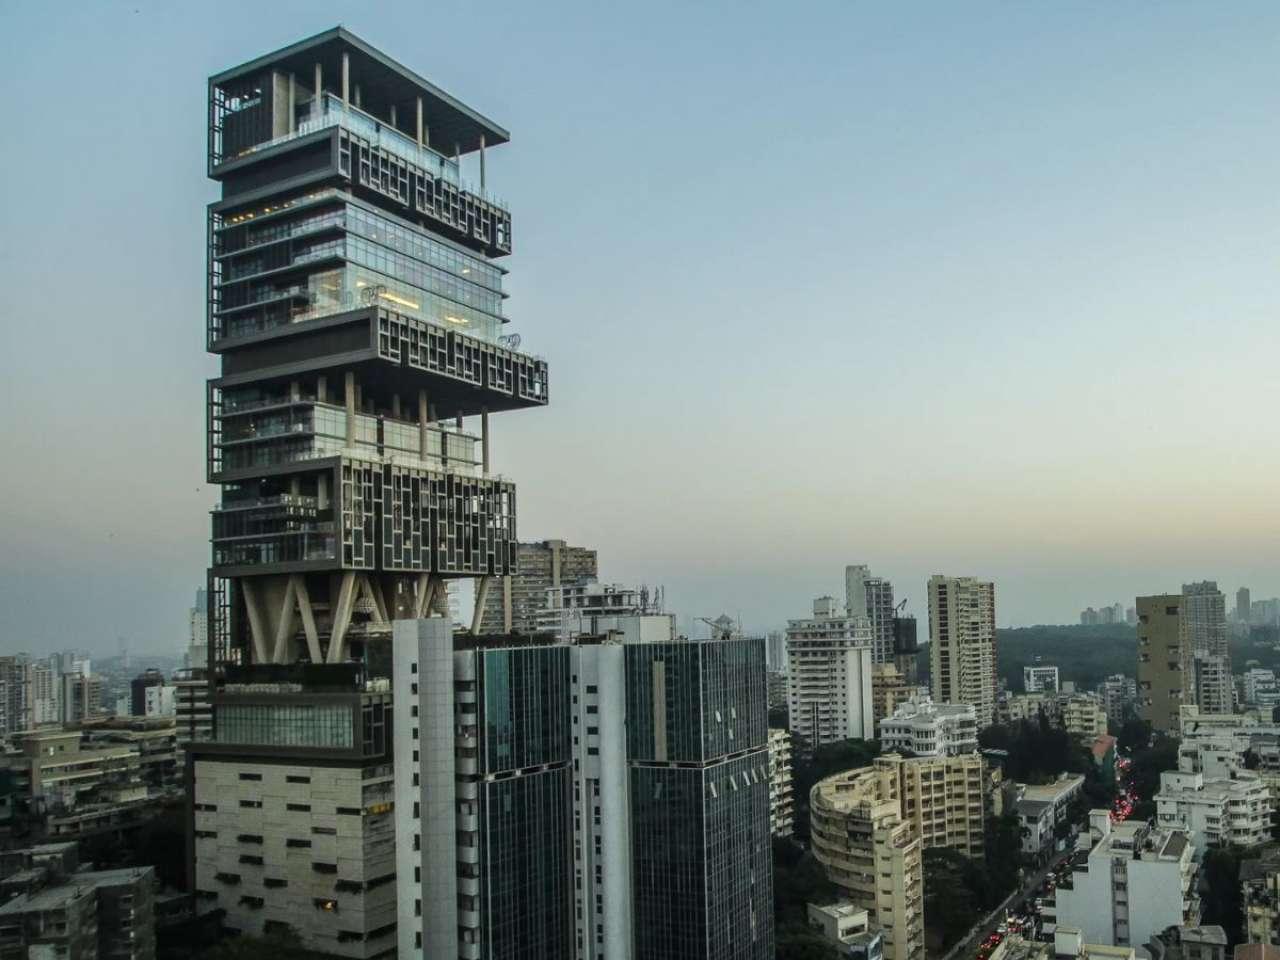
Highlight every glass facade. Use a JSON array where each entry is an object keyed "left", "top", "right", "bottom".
[
  {"left": 213, "top": 193, "right": 506, "bottom": 344},
  {"left": 626, "top": 639, "right": 774, "bottom": 960},
  {"left": 478, "top": 646, "right": 572, "bottom": 774},
  {"left": 477, "top": 770, "right": 574, "bottom": 960},
  {"left": 217, "top": 701, "right": 354, "bottom": 749}
]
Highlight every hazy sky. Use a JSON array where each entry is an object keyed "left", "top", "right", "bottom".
[{"left": 2, "top": 1, "right": 1278, "bottom": 655}]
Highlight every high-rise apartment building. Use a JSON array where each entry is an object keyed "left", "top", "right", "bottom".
[
  {"left": 189, "top": 664, "right": 396, "bottom": 958},
  {"left": 893, "top": 615, "right": 919, "bottom": 685},
  {"left": 172, "top": 668, "right": 213, "bottom": 748},
  {"left": 188, "top": 588, "right": 209, "bottom": 669},
  {"left": 1183, "top": 581, "right": 1228, "bottom": 657},
  {"left": 205, "top": 27, "right": 545, "bottom": 670},
  {"left": 768, "top": 728, "right": 795, "bottom": 838},
  {"left": 1136, "top": 594, "right": 1185, "bottom": 734},
  {"left": 928, "top": 575, "right": 997, "bottom": 728},
  {"left": 766, "top": 630, "right": 786, "bottom": 673},
  {"left": 475, "top": 539, "right": 597, "bottom": 633},
  {"left": 879, "top": 753, "right": 992, "bottom": 859},
  {"left": 786, "top": 597, "right": 874, "bottom": 749},
  {"left": 810, "top": 767, "right": 925, "bottom": 960},
  {"left": 130, "top": 670, "right": 166, "bottom": 717},
  {"left": 1239, "top": 587, "right": 1253, "bottom": 625},
  {"left": 1099, "top": 674, "right": 1137, "bottom": 722},
  {"left": 846, "top": 565, "right": 896, "bottom": 665}
]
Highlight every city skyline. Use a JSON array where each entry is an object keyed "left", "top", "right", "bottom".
[{"left": 4, "top": 1, "right": 1280, "bottom": 654}]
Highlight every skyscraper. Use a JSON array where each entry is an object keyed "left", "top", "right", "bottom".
[
  {"left": 845, "top": 565, "right": 896, "bottom": 665},
  {"left": 205, "top": 27, "right": 544, "bottom": 670},
  {"left": 1183, "top": 582, "right": 1230, "bottom": 715},
  {"left": 786, "top": 597, "right": 875, "bottom": 749},
  {"left": 1136, "top": 594, "right": 1184, "bottom": 734},
  {"left": 1238, "top": 587, "right": 1252, "bottom": 625},
  {"left": 624, "top": 635, "right": 773, "bottom": 960},
  {"left": 187, "top": 588, "right": 208, "bottom": 669},
  {"left": 927, "top": 575, "right": 997, "bottom": 728}
]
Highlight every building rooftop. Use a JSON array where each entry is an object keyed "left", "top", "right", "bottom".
[
  {"left": 1021, "top": 775, "right": 1085, "bottom": 804},
  {"left": 211, "top": 26, "right": 508, "bottom": 155},
  {"left": 1180, "top": 927, "right": 1228, "bottom": 946}
]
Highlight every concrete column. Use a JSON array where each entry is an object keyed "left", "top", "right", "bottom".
[
  {"left": 290, "top": 475, "right": 300, "bottom": 495},
  {"left": 354, "top": 84, "right": 362, "bottom": 109},
  {"left": 341, "top": 52, "right": 349, "bottom": 107},
  {"left": 345, "top": 371, "right": 356, "bottom": 446},
  {"left": 416, "top": 96, "right": 424, "bottom": 148},
  {"left": 317, "top": 472, "right": 329, "bottom": 508},
  {"left": 455, "top": 413, "right": 463, "bottom": 431},
  {"left": 317, "top": 374, "right": 327, "bottom": 403},
  {"left": 287, "top": 75, "right": 296, "bottom": 133},
  {"left": 481, "top": 407, "right": 490, "bottom": 476},
  {"left": 479, "top": 135, "right": 486, "bottom": 192},
  {"left": 313, "top": 63, "right": 322, "bottom": 118},
  {"left": 389, "top": 104, "right": 397, "bottom": 128},
  {"left": 289, "top": 380, "right": 300, "bottom": 401},
  {"left": 391, "top": 394, "right": 401, "bottom": 418}
]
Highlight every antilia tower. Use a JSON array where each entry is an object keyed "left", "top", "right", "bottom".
[{"left": 205, "top": 28, "right": 546, "bottom": 669}]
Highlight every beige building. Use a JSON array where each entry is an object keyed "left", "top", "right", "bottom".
[
  {"left": 1062, "top": 696, "right": 1109, "bottom": 742},
  {"left": 928, "top": 576, "right": 997, "bottom": 728},
  {"left": 1241, "top": 849, "right": 1280, "bottom": 947},
  {"left": 476, "top": 538, "right": 597, "bottom": 633},
  {"left": 877, "top": 753, "right": 991, "bottom": 859},
  {"left": 1137, "top": 595, "right": 1186, "bottom": 734},
  {"left": 810, "top": 767, "right": 925, "bottom": 960},
  {"left": 872, "top": 663, "right": 920, "bottom": 726}
]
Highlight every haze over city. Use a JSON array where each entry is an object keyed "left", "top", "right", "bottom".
[{"left": 2, "top": 0, "right": 1279, "bottom": 654}]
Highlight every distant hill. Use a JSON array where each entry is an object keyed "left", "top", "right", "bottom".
[
  {"left": 995, "top": 624, "right": 1136, "bottom": 690},
  {"left": 916, "top": 623, "right": 1137, "bottom": 692}
]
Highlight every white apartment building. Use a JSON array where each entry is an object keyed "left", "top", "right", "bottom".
[
  {"left": 786, "top": 597, "right": 874, "bottom": 749},
  {"left": 1049, "top": 813, "right": 1198, "bottom": 949},
  {"left": 1024, "top": 666, "right": 1060, "bottom": 693},
  {"left": 928, "top": 576, "right": 997, "bottom": 728},
  {"left": 846, "top": 565, "right": 896, "bottom": 666},
  {"left": 1192, "top": 654, "right": 1234, "bottom": 716},
  {"left": 1244, "top": 669, "right": 1280, "bottom": 709},
  {"left": 1155, "top": 769, "right": 1271, "bottom": 851},
  {"left": 878, "top": 696, "right": 978, "bottom": 757},
  {"left": 1006, "top": 693, "right": 1061, "bottom": 725},
  {"left": 1015, "top": 775, "right": 1086, "bottom": 860},
  {"left": 769, "top": 727, "right": 795, "bottom": 837}
]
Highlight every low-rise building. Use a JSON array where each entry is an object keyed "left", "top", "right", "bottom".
[
  {"left": 79, "top": 716, "right": 180, "bottom": 795},
  {"left": 1049, "top": 813, "right": 1198, "bottom": 949},
  {"left": 1062, "top": 696, "right": 1109, "bottom": 742},
  {"left": 769, "top": 727, "right": 795, "bottom": 838},
  {"left": 806, "top": 901, "right": 884, "bottom": 960},
  {"left": 878, "top": 697, "right": 978, "bottom": 758},
  {"left": 1024, "top": 666, "right": 1061, "bottom": 694},
  {"left": 1099, "top": 675, "right": 1138, "bottom": 723},
  {"left": 991, "top": 929, "right": 1135, "bottom": 960},
  {"left": 1156, "top": 769, "right": 1271, "bottom": 851},
  {"left": 1146, "top": 925, "right": 1228, "bottom": 960},
  {"left": 1007, "top": 693, "right": 1061, "bottom": 725},
  {"left": 1244, "top": 671, "right": 1280, "bottom": 710},
  {"left": 0, "top": 865, "right": 156, "bottom": 960},
  {"left": 1240, "top": 848, "right": 1280, "bottom": 947},
  {"left": 1015, "top": 775, "right": 1085, "bottom": 861}
]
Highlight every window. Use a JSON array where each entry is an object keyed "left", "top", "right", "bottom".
[
  {"left": 337, "top": 806, "right": 361, "bottom": 816},
  {"left": 239, "top": 800, "right": 262, "bottom": 809},
  {"left": 314, "top": 898, "right": 338, "bottom": 913},
  {"left": 287, "top": 839, "right": 312, "bottom": 849},
  {"left": 286, "top": 775, "right": 310, "bottom": 784},
  {"left": 239, "top": 772, "right": 262, "bottom": 781},
  {"left": 286, "top": 803, "right": 311, "bottom": 812},
  {"left": 312, "top": 826, "right": 337, "bottom": 836},
  {"left": 313, "top": 863, "right": 338, "bottom": 874}
]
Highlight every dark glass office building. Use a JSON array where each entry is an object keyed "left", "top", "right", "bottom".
[
  {"left": 204, "top": 28, "right": 547, "bottom": 670},
  {"left": 625, "top": 638, "right": 774, "bottom": 960}
]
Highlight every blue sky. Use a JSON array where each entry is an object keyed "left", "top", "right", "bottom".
[{"left": 1, "top": 1, "right": 1278, "bottom": 653}]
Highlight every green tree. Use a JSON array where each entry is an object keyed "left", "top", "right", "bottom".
[
  {"left": 791, "top": 739, "right": 881, "bottom": 842},
  {"left": 1200, "top": 847, "right": 1247, "bottom": 945},
  {"left": 196, "top": 927, "right": 313, "bottom": 960},
  {"left": 774, "top": 837, "right": 843, "bottom": 960}
]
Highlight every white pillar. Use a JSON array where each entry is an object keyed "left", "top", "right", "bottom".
[
  {"left": 341, "top": 52, "right": 350, "bottom": 107},
  {"left": 287, "top": 74, "right": 296, "bottom": 133},
  {"left": 313, "top": 63, "right": 322, "bottom": 118},
  {"left": 345, "top": 371, "right": 356, "bottom": 446},
  {"left": 481, "top": 407, "right": 490, "bottom": 476},
  {"left": 479, "top": 134, "right": 486, "bottom": 192},
  {"left": 416, "top": 96, "right": 424, "bottom": 147}
]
